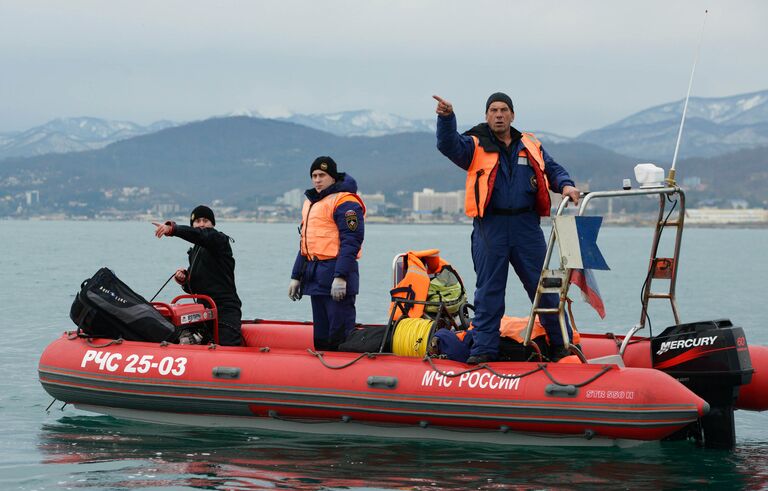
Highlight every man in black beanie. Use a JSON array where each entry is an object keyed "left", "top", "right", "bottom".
[
  {"left": 153, "top": 205, "right": 243, "bottom": 346},
  {"left": 433, "top": 92, "right": 580, "bottom": 364},
  {"left": 289, "top": 156, "right": 366, "bottom": 351},
  {"left": 309, "top": 156, "right": 339, "bottom": 181}
]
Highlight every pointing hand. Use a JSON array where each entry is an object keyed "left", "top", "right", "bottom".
[
  {"left": 433, "top": 95, "right": 454, "bottom": 116},
  {"left": 153, "top": 221, "right": 172, "bottom": 238}
]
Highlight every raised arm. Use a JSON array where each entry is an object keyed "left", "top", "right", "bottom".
[
  {"left": 433, "top": 94, "right": 474, "bottom": 170},
  {"left": 154, "top": 221, "right": 231, "bottom": 254}
]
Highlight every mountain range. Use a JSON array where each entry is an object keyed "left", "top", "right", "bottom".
[
  {"left": 3, "top": 90, "right": 766, "bottom": 164},
  {"left": 278, "top": 110, "right": 436, "bottom": 137},
  {"left": 2, "top": 114, "right": 765, "bottom": 218},
  {"left": 0, "top": 117, "right": 638, "bottom": 208},
  {"left": 0, "top": 117, "right": 176, "bottom": 160},
  {"left": 578, "top": 90, "right": 768, "bottom": 161},
  {"left": 1, "top": 90, "right": 766, "bottom": 216}
]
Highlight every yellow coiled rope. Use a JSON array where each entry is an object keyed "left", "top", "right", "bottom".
[{"left": 392, "top": 318, "right": 435, "bottom": 357}]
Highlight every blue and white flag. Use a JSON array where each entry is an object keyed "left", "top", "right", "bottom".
[
  {"left": 554, "top": 216, "right": 609, "bottom": 318},
  {"left": 554, "top": 216, "right": 609, "bottom": 271}
]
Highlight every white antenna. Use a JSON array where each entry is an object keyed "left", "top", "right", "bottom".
[{"left": 667, "top": 9, "right": 709, "bottom": 186}]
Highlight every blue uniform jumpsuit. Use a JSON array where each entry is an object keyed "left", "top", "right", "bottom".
[
  {"left": 436, "top": 114, "right": 574, "bottom": 358},
  {"left": 291, "top": 174, "right": 365, "bottom": 350}
]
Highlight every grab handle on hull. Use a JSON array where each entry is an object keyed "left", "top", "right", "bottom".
[
  {"left": 213, "top": 367, "right": 241, "bottom": 379},
  {"left": 367, "top": 376, "right": 398, "bottom": 389},
  {"left": 545, "top": 384, "right": 578, "bottom": 397}
]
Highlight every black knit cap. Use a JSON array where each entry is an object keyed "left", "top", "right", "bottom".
[
  {"left": 190, "top": 205, "right": 215, "bottom": 226},
  {"left": 485, "top": 92, "right": 514, "bottom": 113},
  {"left": 309, "top": 156, "right": 339, "bottom": 180}
]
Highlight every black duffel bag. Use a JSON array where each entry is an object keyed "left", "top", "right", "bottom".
[
  {"left": 70, "top": 267, "right": 176, "bottom": 342},
  {"left": 338, "top": 325, "right": 391, "bottom": 353}
]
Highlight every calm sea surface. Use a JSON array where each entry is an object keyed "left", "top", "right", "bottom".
[{"left": 2, "top": 220, "right": 768, "bottom": 490}]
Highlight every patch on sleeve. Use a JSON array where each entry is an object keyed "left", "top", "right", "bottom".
[{"left": 344, "top": 209, "right": 359, "bottom": 231}]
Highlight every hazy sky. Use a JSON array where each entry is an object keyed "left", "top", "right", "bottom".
[{"left": 1, "top": 0, "right": 766, "bottom": 136}]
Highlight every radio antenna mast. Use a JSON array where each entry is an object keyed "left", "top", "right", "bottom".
[{"left": 667, "top": 9, "right": 709, "bottom": 187}]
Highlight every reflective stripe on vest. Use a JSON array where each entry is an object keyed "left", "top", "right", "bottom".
[
  {"left": 300, "top": 192, "right": 364, "bottom": 260},
  {"left": 464, "top": 133, "right": 551, "bottom": 218}
]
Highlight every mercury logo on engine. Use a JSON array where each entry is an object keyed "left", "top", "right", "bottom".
[{"left": 656, "top": 335, "right": 718, "bottom": 356}]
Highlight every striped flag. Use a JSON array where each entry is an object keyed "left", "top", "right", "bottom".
[
  {"left": 554, "top": 216, "right": 609, "bottom": 318},
  {"left": 571, "top": 268, "right": 606, "bottom": 318}
]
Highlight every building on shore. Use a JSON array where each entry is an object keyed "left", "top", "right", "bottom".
[
  {"left": 412, "top": 188, "right": 465, "bottom": 219},
  {"left": 276, "top": 188, "right": 304, "bottom": 210},
  {"left": 685, "top": 208, "right": 768, "bottom": 225}
]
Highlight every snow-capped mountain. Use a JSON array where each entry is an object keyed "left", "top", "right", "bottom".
[
  {"left": 532, "top": 131, "right": 573, "bottom": 144},
  {"left": 275, "top": 109, "right": 574, "bottom": 143},
  {"left": 601, "top": 90, "right": 768, "bottom": 128},
  {"left": 578, "top": 90, "right": 768, "bottom": 160},
  {"left": 277, "top": 110, "right": 436, "bottom": 137},
  {"left": 7, "top": 89, "right": 765, "bottom": 163},
  {"left": 223, "top": 109, "right": 265, "bottom": 118},
  {"left": 0, "top": 117, "right": 177, "bottom": 160}
]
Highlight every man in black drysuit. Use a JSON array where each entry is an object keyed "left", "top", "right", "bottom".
[{"left": 153, "top": 205, "right": 243, "bottom": 346}]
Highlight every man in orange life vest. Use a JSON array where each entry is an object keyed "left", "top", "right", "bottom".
[
  {"left": 434, "top": 93, "right": 581, "bottom": 364},
  {"left": 288, "top": 156, "right": 366, "bottom": 351}
]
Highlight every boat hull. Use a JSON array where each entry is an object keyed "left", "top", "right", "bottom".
[{"left": 39, "top": 324, "right": 709, "bottom": 446}]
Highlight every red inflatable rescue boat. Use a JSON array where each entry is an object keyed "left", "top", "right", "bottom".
[
  {"left": 40, "top": 318, "right": 710, "bottom": 447},
  {"left": 38, "top": 186, "right": 768, "bottom": 448}
]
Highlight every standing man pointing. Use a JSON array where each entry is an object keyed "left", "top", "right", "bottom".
[{"left": 434, "top": 93, "right": 580, "bottom": 364}]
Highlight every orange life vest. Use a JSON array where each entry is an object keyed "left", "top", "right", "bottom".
[
  {"left": 300, "top": 192, "right": 365, "bottom": 260},
  {"left": 496, "top": 315, "right": 581, "bottom": 344},
  {"left": 389, "top": 249, "right": 459, "bottom": 320},
  {"left": 464, "top": 132, "right": 551, "bottom": 218}
]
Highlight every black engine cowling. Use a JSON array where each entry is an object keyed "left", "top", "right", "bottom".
[{"left": 651, "top": 319, "right": 753, "bottom": 448}]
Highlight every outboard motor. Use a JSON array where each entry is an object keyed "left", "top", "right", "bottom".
[{"left": 652, "top": 319, "right": 753, "bottom": 449}]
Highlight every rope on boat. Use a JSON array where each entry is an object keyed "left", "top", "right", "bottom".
[
  {"left": 392, "top": 318, "right": 435, "bottom": 357},
  {"left": 69, "top": 330, "right": 128, "bottom": 349},
  {"left": 149, "top": 272, "right": 176, "bottom": 302},
  {"left": 308, "top": 346, "right": 612, "bottom": 388},
  {"left": 540, "top": 363, "right": 613, "bottom": 387},
  {"left": 85, "top": 337, "right": 124, "bottom": 348},
  {"left": 308, "top": 349, "right": 398, "bottom": 369}
]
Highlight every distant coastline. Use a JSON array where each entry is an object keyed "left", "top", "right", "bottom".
[{"left": 5, "top": 212, "right": 767, "bottom": 228}]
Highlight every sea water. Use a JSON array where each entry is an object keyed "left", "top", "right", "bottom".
[{"left": 2, "top": 220, "right": 768, "bottom": 490}]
